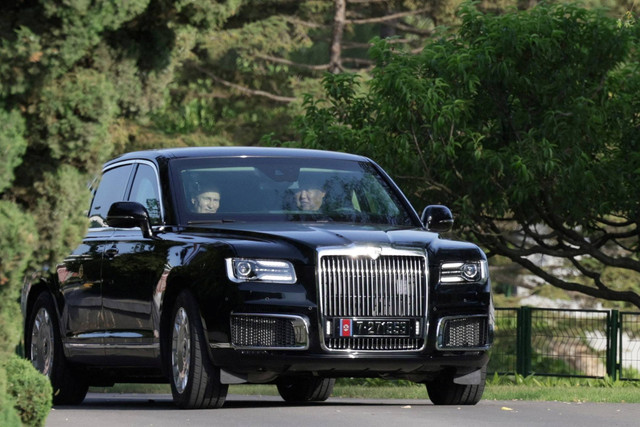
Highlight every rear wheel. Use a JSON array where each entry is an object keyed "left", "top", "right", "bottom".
[
  {"left": 277, "top": 377, "right": 335, "bottom": 402},
  {"left": 425, "top": 365, "right": 486, "bottom": 405},
  {"left": 26, "top": 292, "right": 88, "bottom": 405},
  {"left": 169, "top": 290, "right": 228, "bottom": 409}
]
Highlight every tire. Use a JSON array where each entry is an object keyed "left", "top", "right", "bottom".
[
  {"left": 277, "top": 377, "right": 335, "bottom": 402},
  {"left": 425, "top": 365, "right": 486, "bottom": 405},
  {"left": 26, "top": 292, "right": 88, "bottom": 405},
  {"left": 168, "top": 290, "right": 228, "bottom": 409}
]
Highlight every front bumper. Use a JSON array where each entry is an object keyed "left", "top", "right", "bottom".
[
  {"left": 209, "top": 311, "right": 491, "bottom": 383},
  {"left": 211, "top": 346, "right": 490, "bottom": 383}
]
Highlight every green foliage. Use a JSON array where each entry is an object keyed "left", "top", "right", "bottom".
[
  {"left": 0, "top": 107, "right": 26, "bottom": 193},
  {"left": 4, "top": 354, "right": 52, "bottom": 427},
  {"left": 0, "top": 363, "right": 21, "bottom": 427},
  {"left": 486, "top": 372, "right": 639, "bottom": 389},
  {"left": 34, "top": 69, "right": 118, "bottom": 171},
  {"left": 0, "top": 201, "right": 37, "bottom": 351}
]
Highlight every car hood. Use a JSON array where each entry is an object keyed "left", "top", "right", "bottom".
[{"left": 182, "top": 222, "right": 484, "bottom": 262}]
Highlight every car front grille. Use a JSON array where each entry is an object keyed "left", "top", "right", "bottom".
[
  {"left": 230, "top": 314, "right": 309, "bottom": 350},
  {"left": 436, "top": 315, "right": 490, "bottom": 350},
  {"left": 318, "top": 247, "right": 427, "bottom": 352}
]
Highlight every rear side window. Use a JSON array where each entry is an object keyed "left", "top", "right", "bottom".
[{"left": 88, "top": 164, "right": 134, "bottom": 228}]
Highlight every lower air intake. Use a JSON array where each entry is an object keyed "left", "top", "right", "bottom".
[
  {"left": 437, "top": 315, "right": 490, "bottom": 351},
  {"left": 230, "top": 314, "right": 309, "bottom": 350}
]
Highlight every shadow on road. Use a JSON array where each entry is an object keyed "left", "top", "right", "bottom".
[{"left": 54, "top": 393, "right": 433, "bottom": 411}]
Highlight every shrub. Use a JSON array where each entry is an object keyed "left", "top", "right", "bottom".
[
  {"left": 4, "top": 355, "right": 52, "bottom": 427},
  {"left": 0, "top": 365, "right": 21, "bottom": 427}
]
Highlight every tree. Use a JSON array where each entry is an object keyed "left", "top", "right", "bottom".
[
  {"left": 149, "top": 0, "right": 478, "bottom": 146},
  {"left": 289, "top": 3, "right": 640, "bottom": 308}
]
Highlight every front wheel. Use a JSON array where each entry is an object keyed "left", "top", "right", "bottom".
[
  {"left": 26, "top": 292, "right": 88, "bottom": 405},
  {"left": 168, "top": 290, "right": 228, "bottom": 409},
  {"left": 425, "top": 365, "right": 486, "bottom": 405},
  {"left": 277, "top": 377, "right": 335, "bottom": 402}
]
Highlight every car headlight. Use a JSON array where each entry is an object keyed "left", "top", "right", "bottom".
[
  {"left": 440, "top": 260, "right": 488, "bottom": 284},
  {"left": 225, "top": 258, "right": 297, "bottom": 284}
]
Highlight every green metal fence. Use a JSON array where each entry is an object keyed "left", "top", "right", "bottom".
[{"left": 489, "top": 307, "right": 640, "bottom": 380}]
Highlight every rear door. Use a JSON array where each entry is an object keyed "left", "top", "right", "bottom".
[{"left": 60, "top": 163, "right": 133, "bottom": 360}]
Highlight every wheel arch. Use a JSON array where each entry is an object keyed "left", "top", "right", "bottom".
[{"left": 23, "top": 279, "right": 63, "bottom": 347}]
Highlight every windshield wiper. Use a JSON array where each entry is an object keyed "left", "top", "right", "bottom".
[{"left": 187, "top": 219, "right": 236, "bottom": 224}]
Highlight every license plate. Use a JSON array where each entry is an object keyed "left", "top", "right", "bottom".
[{"left": 339, "top": 319, "right": 411, "bottom": 337}]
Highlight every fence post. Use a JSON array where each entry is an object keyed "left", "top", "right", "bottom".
[
  {"left": 517, "top": 306, "right": 532, "bottom": 377},
  {"left": 607, "top": 310, "right": 619, "bottom": 379}
]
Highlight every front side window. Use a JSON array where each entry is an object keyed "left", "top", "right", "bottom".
[
  {"left": 88, "top": 164, "right": 134, "bottom": 228},
  {"left": 129, "top": 164, "right": 162, "bottom": 225},
  {"left": 170, "top": 157, "right": 416, "bottom": 226}
]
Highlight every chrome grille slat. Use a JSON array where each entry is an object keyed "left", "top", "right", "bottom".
[
  {"left": 318, "top": 248, "right": 427, "bottom": 352},
  {"left": 327, "top": 337, "right": 422, "bottom": 351},
  {"left": 320, "top": 254, "right": 426, "bottom": 318}
]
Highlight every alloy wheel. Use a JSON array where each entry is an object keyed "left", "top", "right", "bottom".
[
  {"left": 171, "top": 307, "right": 191, "bottom": 394},
  {"left": 30, "top": 307, "right": 54, "bottom": 376}
]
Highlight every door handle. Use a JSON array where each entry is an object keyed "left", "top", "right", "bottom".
[{"left": 105, "top": 248, "right": 119, "bottom": 259}]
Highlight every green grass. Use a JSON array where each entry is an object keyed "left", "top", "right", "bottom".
[{"left": 93, "top": 375, "right": 640, "bottom": 403}]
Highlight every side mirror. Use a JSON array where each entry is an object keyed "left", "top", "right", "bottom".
[
  {"left": 107, "top": 201, "right": 153, "bottom": 238},
  {"left": 421, "top": 205, "right": 454, "bottom": 232}
]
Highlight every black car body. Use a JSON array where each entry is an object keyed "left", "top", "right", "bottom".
[{"left": 22, "top": 147, "right": 493, "bottom": 408}]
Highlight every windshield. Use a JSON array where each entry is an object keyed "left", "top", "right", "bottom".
[{"left": 170, "top": 156, "right": 415, "bottom": 226}]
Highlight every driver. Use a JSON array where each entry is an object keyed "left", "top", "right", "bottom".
[{"left": 294, "top": 176, "right": 326, "bottom": 211}]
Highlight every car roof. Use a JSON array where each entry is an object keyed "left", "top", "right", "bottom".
[{"left": 104, "top": 146, "right": 370, "bottom": 168}]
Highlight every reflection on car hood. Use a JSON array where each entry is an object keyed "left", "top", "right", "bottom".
[
  {"left": 181, "top": 222, "right": 485, "bottom": 263},
  {"left": 186, "top": 222, "right": 436, "bottom": 249}
]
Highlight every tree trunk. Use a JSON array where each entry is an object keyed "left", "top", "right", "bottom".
[{"left": 329, "top": 0, "right": 346, "bottom": 74}]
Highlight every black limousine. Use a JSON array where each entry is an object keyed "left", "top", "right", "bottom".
[{"left": 22, "top": 147, "right": 493, "bottom": 408}]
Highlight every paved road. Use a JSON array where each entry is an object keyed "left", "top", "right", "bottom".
[{"left": 46, "top": 393, "right": 639, "bottom": 427}]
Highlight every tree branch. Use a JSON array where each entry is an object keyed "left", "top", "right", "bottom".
[
  {"left": 346, "top": 7, "right": 432, "bottom": 25},
  {"left": 283, "top": 17, "right": 326, "bottom": 29},
  {"left": 475, "top": 223, "right": 640, "bottom": 308},
  {"left": 191, "top": 63, "right": 297, "bottom": 103},
  {"left": 514, "top": 255, "right": 640, "bottom": 309},
  {"left": 389, "top": 21, "right": 434, "bottom": 36},
  {"left": 254, "top": 53, "right": 330, "bottom": 71}
]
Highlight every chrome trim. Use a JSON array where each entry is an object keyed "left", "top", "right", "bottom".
[
  {"left": 64, "top": 343, "right": 159, "bottom": 350},
  {"left": 230, "top": 313, "right": 309, "bottom": 350},
  {"left": 435, "top": 314, "right": 491, "bottom": 351},
  {"left": 89, "top": 159, "right": 165, "bottom": 231},
  {"left": 64, "top": 331, "right": 160, "bottom": 350},
  {"left": 210, "top": 342, "right": 233, "bottom": 349},
  {"left": 317, "top": 245, "right": 428, "bottom": 353},
  {"left": 440, "top": 260, "right": 489, "bottom": 284}
]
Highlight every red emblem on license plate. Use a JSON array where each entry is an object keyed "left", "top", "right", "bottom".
[{"left": 340, "top": 319, "right": 352, "bottom": 337}]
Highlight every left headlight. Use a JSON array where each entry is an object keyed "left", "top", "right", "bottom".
[
  {"left": 440, "top": 260, "right": 488, "bottom": 284},
  {"left": 225, "top": 258, "right": 297, "bottom": 284}
]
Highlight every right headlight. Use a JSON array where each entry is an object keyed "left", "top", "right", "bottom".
[{"left": 440, "top": 260, "right": 488, "bottom": 284}]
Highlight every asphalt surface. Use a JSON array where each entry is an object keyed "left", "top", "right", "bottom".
[{"left": 45, "top": 393, "right": 640, "bottom": 427}]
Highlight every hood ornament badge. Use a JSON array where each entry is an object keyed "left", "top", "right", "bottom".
[{"left": 348, "top": 246, "right": 383, "bottom": 260}]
